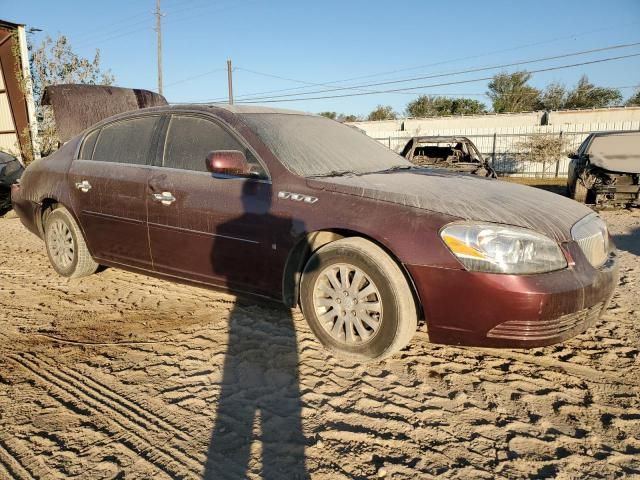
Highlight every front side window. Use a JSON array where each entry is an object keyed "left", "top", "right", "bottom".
[
  {"left": 162, "top": 115, "right": 267, "bottom": 178},
  {"left": 92, "top": 116, "right": 159, "bottom": 165}
]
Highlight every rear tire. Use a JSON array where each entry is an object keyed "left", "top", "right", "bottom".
[
  {"left": 44, "top": 206, "right": 98, "bottom": 278},
  {"left": 300, "top": 237, "right": 417, "bottom": 361}
]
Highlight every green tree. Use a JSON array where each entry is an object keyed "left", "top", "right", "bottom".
[
  {"left": 487, "top": 71, "right": 541, "bottom": 113},
  {"left": 337, "top": 114, "right": 360, "bottom": 123},
  {"left": 367, "top": 105, "right": 397, "bottom": 121},
  {"left": 30, "top": 34, "right": 115, "bottom": 156},
  {"left": 318, "top": 111, "right": 337, "bottom": 120},
  {"left": 564, "top": 75, "right": 622, "bottom": 109},
  {"left": 626, "top": 88, "right": 640, "bottom": 106},
  {"left": 318, "top": 112, "right": 360, "bottom": 122},
  {"left": 406, "top": 95, "right": 486, "bottom": 117},
  {"left": 539, "top": 82, "right": 567, "bottom": 111}
]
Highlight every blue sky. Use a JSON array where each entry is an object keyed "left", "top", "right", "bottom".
[{"left": 3, "top": 0, "right": 640, "bottom": 116}]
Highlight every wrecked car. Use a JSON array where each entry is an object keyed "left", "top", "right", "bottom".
[
  {"left": 400, "top": 136, "right": 497, "bottom": 177},
  {"left": 12, "top": 85, "right": 617, "bottom": 360},
  {"left": 0, "top": 151, "right": 24, "bottom": 215},
  {"left": 567, "top": 131, "right": 640, "bottom": 208}
]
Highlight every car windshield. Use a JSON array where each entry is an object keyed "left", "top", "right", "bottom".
[{"left": 239, "top": 113, "right": 412, "bottom": 177}]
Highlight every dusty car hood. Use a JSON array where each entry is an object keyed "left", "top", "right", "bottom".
[
  {"left": 307, "top": 169, "right": 593, "bottom": 241},
  {"left": 42, "top": 84, "right": 167, "bottom": 143}
]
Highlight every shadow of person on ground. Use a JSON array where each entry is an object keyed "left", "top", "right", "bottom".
[
  {"left": 204, "top": 180, "right": 310, "bottom": 480},
  {"left": 613, "top": 226, "right": 640, "bottom": 256}
]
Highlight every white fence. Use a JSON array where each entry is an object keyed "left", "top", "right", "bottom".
[{"left": 368, "top": 120, "right": 640, "bottom": 178}]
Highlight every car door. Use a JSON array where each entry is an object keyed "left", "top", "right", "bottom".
[
  {"left": 67, "top": 114, "right": 161, "bottom": 270},
  {"left": 146, "top": 113, "right": 277, "bottom": 295}
]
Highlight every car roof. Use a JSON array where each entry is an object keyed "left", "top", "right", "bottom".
[
  {"left": 43, "top": 84, "right": 316, "bottom": 142},
  {"left": 198, "top": 104, "right": 310, "bottom": 115},
  {"left": 134, "top": 103, "right": 311, "bottom": 117},
  {"left": 412, "top": 136, "right": 471, "bottom": 143},
  {"left": 588, "top": 130, "right": 639, "bottom": 138},
  {"left": 78, "top": 103, "right": 316, "bottom": 136}
]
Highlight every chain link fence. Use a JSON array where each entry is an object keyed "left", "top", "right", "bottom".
[{"left": 371, "top": 122, "right": 640, "bottom": 178}]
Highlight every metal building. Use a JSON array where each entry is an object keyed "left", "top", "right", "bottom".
[{"left": 0, "top": 19, "right": 38, "bottom": 164}]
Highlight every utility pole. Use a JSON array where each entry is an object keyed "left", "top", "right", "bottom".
[
  {"left": 155, "top": 0, "right": 163, "bottom": 95},
  {"left": 227, "top": 58, "right": 234, "bottom": 105}
]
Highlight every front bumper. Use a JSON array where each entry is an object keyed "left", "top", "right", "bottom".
[{"left": 406, "top": 242, "right": 619, "bottom": 348}]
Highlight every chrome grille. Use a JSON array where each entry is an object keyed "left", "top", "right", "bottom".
[
  {"left": 487, "top": 303, "right": 604, "bottom": 340},
  {"left": 571, "top": 214, "right": 609, "bottom": 267}
]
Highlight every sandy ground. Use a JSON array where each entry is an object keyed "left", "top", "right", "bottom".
[{"left": 0, "top": 210, "right": 638, "bottom": 480}]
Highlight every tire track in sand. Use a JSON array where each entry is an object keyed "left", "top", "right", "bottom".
[
  {"left": 33, "top": 353, "right": 207, "bottom": 446},
  {"left": 9, "top": 353, "right": 204, "bottom": 479},
  {"left": 0, "top": 434, "right": 49, "bottom": 480}
]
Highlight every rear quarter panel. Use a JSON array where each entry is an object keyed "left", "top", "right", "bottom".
[{"left": 12, "top": 137, "right": 80, "bottom": 236}]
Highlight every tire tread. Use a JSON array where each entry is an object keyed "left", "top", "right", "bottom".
[{"left": 45, "top": 206, "right": 98, "bottom": 279}]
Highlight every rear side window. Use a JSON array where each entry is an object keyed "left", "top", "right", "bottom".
[
  {"left": 79, "top": 129, "right": 99, "bottom": 160},
  {"left": 163, "top": 115, "right": 267, "bottom": 177},
  {"left": 92, "top": 116, "right": 159, "bottom": 165}
]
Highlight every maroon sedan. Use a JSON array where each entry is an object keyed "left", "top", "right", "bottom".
[{"left": 12, "top": 86, "right": 618, "bottom": 361}]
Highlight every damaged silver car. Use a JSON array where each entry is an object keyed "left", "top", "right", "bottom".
[
  {"left": 400, "top": 136, "right": 496, "bottom": 178},
  {"left": 568, "top": 131, "right": 640, "bottom": 208}
]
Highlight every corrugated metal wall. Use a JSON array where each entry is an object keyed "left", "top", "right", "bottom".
[{"left": 0, "top": 57, "right": 21, "bottom": 157}]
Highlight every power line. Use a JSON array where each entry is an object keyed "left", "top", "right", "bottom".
[
  {"left": 224, "top": 41, "right": 640, "bottom": 103},
  {"left": 164, "top": 68, "right": 228, "bottom": 88},
  {"left": 72, "top": 0, "right": 247, "bottom": 52},
  {"left": 232, "top": 66, "right": 381, "bottom": 95},
  {"left": 222, "top": 52, "right": 640, "bottom": 104},
  {"left": 179, "top": 85, "right": 639, "bottom": 104},
  {"left": 65, "top": 0, "right": 195, "bottom": 43},
  {"left": 210, "top": 21, "right": 640, "bottom": 102}
]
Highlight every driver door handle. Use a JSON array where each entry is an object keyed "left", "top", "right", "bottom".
[
  {"left": 152, "top": 191, "right": 176, "bottom": 206},
  {"left": 75, "top": 180, "right": 92, "bottom": 193}
]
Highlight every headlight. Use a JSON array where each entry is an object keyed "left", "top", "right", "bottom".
[
  {"left": 440, "top": 222, "right": 567, "bottom": 274},
  {"left": 571, "top": 214, "right": 609, "bottom": 267}
]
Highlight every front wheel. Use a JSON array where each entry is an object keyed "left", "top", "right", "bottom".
[
  {"left": 44, "top": 206, "right": 98, "bottom": 278},
  {"left": 572, "top": 179, "right": 589, "bottom": 203},
  {"left": 300, "top": 237, "right": 417, "bottom": 361}
]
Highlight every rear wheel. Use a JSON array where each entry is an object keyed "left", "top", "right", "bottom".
[
  {"left": 300, "top": 237, "right": 417, "bottom": 361},
  {"left": 44, "top": 206, "right": 98, "bottom": 278}
]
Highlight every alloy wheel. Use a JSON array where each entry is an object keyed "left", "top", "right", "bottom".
[
  {"left": 47, "top": 219, "right": 75, "bottom": 269},
  {"left": 312, "top": 263, "right": 383, "bottom": 345}
]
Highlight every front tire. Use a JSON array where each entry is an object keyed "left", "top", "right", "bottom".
[
  {"left": 300, "top": 237, "right": 417, "bottom": 361},
  {"left": 44, "top": 206, "right": 98, "bottom": 278},
  {"left": 572, "top": 179, "right": 589, "bottom": 203}
]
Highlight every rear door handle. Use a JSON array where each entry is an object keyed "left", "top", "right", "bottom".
[
  {"left": 152, "top": 191, "right": 176, "bottom": 206},
  {"left": 75, "top": 180, "right": 92, "bottom": 193}
]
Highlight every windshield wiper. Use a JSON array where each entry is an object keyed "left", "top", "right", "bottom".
[
  {"left": 307, "top": 170, "right": 358, "bottom": 178},
  {"left": 308, "top": 165, "right": 416, "bottom": 178},
  {"left": 370, "top": 165, "right": 416, "bottom": 174}
]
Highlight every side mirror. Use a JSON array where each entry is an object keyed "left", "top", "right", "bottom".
[{"left": 205, "top": 150, "right": 251, "bottom": 177}]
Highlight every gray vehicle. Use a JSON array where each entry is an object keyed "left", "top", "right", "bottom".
[
  {"left": 567, "top": 131, "right": 640, "bottom": 208},
  {"left": 0, "top": 151, "right": 24, "bottom": 215}
]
